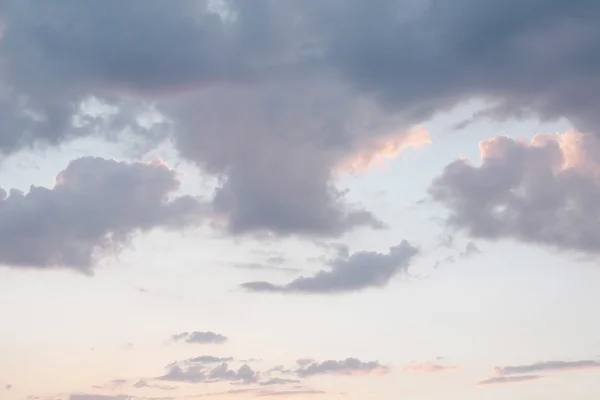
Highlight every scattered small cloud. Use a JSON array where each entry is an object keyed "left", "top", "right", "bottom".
[
  {"left": 69, "top": 395, "right": 129, "bottom": 400},
  {"left": 172, "top": 331, "right": 228, "bottom": 345},
  {"left": 495, "top": 360, "right": 600, "bottom": 375},
  {"left": 133, "top": 381, "right": 177, "bottom": 391},
  {"left": 296, "top": 358, "right": 389, "bottom": 377},
  {"left": 158, "top": 362, "right": 258, "bottom": 384},
  {"left": 478, "top": 375, "right": 542, "bottom": 385},
  {"left": 403, "top": 362, "right": 458, "bottom": 373},
  {"left": 186, "top": 356, "right": 235, "bottom": 365},
  {"left": 259, "top": 378, "right": 301, "bottom": 386}
]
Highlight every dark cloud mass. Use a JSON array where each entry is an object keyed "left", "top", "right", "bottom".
[
  {"left": 242, "top": 240, "right": 418, "bottom": 294},
  {"left": 0, "top": 157, "right": 203, "bottom": 271},
  {"left": 172, "top": 331, "right": 228, "bottom": 344},
  {"left": 430, "top": 132, "right": 600, "bottom": 253},
  {"left": 2, "top": 1, "right": 599, "bottom": 236}
]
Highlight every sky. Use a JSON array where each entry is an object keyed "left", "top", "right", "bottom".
[{"left": 1, "top": 1, "right": 600, "bottom": 399}]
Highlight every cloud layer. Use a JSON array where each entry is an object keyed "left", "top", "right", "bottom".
[
  {"left": 0, "top": 157, "right": 203, "bottom": 271},
  {"left": 2, "top": 1, "right": 600, "bottom": 238},
  {"left": 242, "top": 240, "right": 418, "bottom": 294}
]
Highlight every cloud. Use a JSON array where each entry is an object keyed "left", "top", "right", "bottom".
[
  {"left": 186, "top": 356, "right": 235, "bottom": 364},
  {"left": 189, "top": 388, "right": 326, "bottom": 398},
  {"left": 255, "top": 389, "right": 326, "bottom": 398},
  {"left": 158, "top": 362, "right": 258, "bottom": 384},
  {"left": 0, "top": 157, "right": 203, "bottom": 271},
  {"left": 241, "top": 240, "right": 418, "bottom": 294},
  {"left": 259, "top": 378, "right": 301, "bottom": 386},
  {"left": 295, "top": 358, "right": 389, "bottom": 377},
  {"left": 69, "top": 396, "right": 128, "bottom": 400},
  {"left": 133, "top": 381, "right": 176, "bottom": 391},
  {"left": 336, "top": 126, "right": 431, "bottom": 174},
  {"left": 403, "top": 362, "right": 458, "bottom": 373},
  {"left": 172, "top": 331, "right": 228, "bottom": 345},
  {"left": 495, "top": 360, "right": 600, "bottom": 375},
  {"left": 430, "top": 132, "right": 600, "bottom": 254},
  {"left": 478, "top": 375, "right": 542, "bottom": 385},
  {"left": 2, "top": 1, "right": 600, "bottom": 238}
]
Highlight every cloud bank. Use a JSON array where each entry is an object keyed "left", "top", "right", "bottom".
[{"left": 2, "top": 1, "right": 599, "bottom": 239}]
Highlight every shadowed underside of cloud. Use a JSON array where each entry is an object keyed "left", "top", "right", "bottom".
[
  {"left": 495, "top": 359, "right": 600, "bottom": 375},
  {"left": 2, "top": 1, "right": 600, "bottom": 237},
  {"left": 0, "top": 157, "right": 203, "bottom": 271},
  {"left": 241, "top": 240, "right": 418, "bottom": 294},
  {"left": 430, "top": 132, "right": 600, "bottom": 254},
  {"left": 295, "top": 358, "right": 389, "bottom": 377},
  {"left": 478, "top": 375, "right": 542, "bottom": 385},
  {"left": 172, "top": 331, "right": 228, "bottom": 345}
]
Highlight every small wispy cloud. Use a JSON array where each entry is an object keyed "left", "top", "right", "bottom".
[
  {"left": 495, "top": 360, "right": 600, "bottom": 375},
  {"left": 478, "top": 375, "right": 542, "bottom": 385},
  {"left": 171, "top": 331, "right": 228, "bottom": 345},
  {"left": 403, "top": 362, "right": 458, "bottom": 373}
]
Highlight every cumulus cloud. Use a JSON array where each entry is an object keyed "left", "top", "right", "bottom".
[
  {"left": 241, "top": 240, "right": 418, "bottom": 294},
  {"left": 2, "top": 1, "right": 598, "bottom": 237},
  {"left": 478, "top": 375, "right": 542, "bottom": 385},
  {"left": 430, "top": 132, "right": 600, "bottom": 254},
  {"left": 159, "top": 362, "right": 258, "bottom": 384},
  {"left": 495, "top": 360, "right": 600, "bottom": 375},
  {"left": 172, "top": 331, "right": 228, "bottom": 345},
  {"left": 295, "top": 358, "right": 389, "bottom": 377},
  {"left": 0, "top": 157, "right": 203, "bottom": 271}
]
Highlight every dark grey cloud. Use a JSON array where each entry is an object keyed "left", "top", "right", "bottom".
[
  {"left": 295, "top": 358, "right": 389, "bottom": 377},
  {"left": 159, "top": 362, "right": 258, "bottom": 384},
  {"left": 172, "top": 331, "right": 228, "bottom": 345},
  {"left": 2, "top": 1, "right": 600, "bottom": 238},
  {"left": 0, "top": 157, "right": 203, "bottom": 271},
  {"left": 478, "top": 375, "right": 542, "bottom": 385},
  {"left": 430, "top": 132, "right": 600, "bottom": 254},
  {"left": 242, "top": 240, "right": 418, "bottom": 294},
  {"left": 495, "top": 360, "right": 600, "bottom": 375}
]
